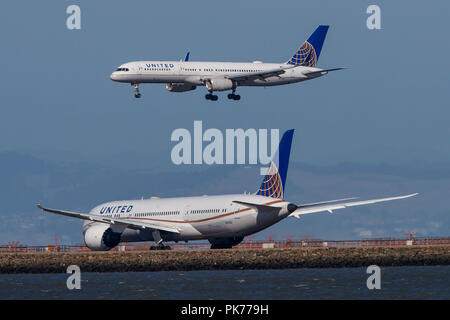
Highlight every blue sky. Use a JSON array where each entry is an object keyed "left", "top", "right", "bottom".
[
  {"left": 1, "top": 0, "right": 449, "bottom": 167},
  {"left": 0, "top": 1, "right": 449, "bottom": 244}
]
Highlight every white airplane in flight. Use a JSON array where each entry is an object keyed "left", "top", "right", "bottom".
[
  {"left": 110, "top": 25, "right": 343, "bottom": 100},
  {"left": 38, "top": 130, "right": 417, "bottom": 251}
]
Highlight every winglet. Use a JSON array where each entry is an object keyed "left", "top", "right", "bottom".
[{"left": 184, "top": 51, "right": 190, "bottom": 62}]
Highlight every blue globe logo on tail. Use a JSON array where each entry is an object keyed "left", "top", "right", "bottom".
[
  {"left": 256, "top": 162, "right": 284, "bottom": 198},
  {"left": 286, "top": 25, "right": 329, "bottom": 67},
  {"left": 287, "top": 42, "right": 317, "bottom": 67},
  {"left": 256, "top": 129, "right": 294, "bottom": 199}
]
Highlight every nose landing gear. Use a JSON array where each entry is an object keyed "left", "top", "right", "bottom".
[{"left": 132, "top": 83, "right": 141, "bottom": 98}]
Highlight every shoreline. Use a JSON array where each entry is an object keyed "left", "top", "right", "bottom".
[{"left": 0, "top": 245, "right": 449, "bottom": 274}]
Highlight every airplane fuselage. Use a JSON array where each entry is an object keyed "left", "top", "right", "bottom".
[
  {"left": 84, "top": 194, "right": 290, "bottom": 245},
  {"left": 110, "top": 61, "right": 323, "bottom": 87}
]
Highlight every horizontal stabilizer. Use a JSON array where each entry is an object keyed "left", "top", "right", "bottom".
[
  {"left": 232, "top": 200, "right": 282, "bottom": 212},
  {"left": 303, "top": 67, "right": 345, "bottom": 77}
]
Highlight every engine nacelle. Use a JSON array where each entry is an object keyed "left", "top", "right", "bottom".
[
  {"left": 208, "top": 236, "right": 244, "bottom": 249},
  {"left": 83, "top": 224, "right": 121, "bottom": 251},
  {"left": 166, "top": 83, "right": 196, "bottom": 92},
  {"left": 205, "top": 78, "right": 235, "bottom": 92}
]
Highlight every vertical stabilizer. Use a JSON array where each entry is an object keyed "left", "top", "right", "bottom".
[
  {"left": 286, "top": 25, "right": 329, "bottom": 67},
  {"left": 256, "top": 129, "right": 294, "bottom": 199}
]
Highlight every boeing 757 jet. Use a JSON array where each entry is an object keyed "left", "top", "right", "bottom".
[
  {"left": 110, "top": 25, "right": 344, "bottom": 100},
  {"left": 38, "top": 130, "right": 417, "bottom": 250}
]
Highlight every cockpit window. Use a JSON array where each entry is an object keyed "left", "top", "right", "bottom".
[{"left": 116, "top": 68, "right": 129, "bottom": 72}]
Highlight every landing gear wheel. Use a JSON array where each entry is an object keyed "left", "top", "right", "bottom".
[
  {"left": 150, "top": 245, "right": 171, "bottom": 250},
  {"left": 205, "top": 93, "right": 218, "bottom": 101},
  {"left": 134, "top": 93, "right": 141, "bottom": 98},
  {"left": 227, "top": 93, "right": 241, "bottom": 101}
]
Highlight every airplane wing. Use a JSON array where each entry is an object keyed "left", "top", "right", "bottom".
[
  {"left": 36, "top": 204, "right": 180, "bottom": 234},
  {"left": 225, "top": 66, "right": 344, "bottom": 82},
  {"left": 289, "top": 193, "right": 418, "bottom": 218},
  {"left": 225, "top": 65, "right": 296, "bottom": 82}
]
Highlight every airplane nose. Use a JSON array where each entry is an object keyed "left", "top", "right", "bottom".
[{"left": 110, "top": 72, "right": 117, "bottom": 81}]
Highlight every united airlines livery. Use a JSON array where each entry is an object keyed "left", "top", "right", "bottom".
[
  {"left": 110, "top": 25, "right": 344, "bottom": 100},
  {"left": 38, "top": 130, "right": 417, "bottom": 250}
]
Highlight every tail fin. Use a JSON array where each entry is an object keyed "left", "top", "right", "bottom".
[
  {"left": 286, "top": 25, "right": 329, "bottom": 67},
  {"left": 256, "top": 129, "right": 294, "bottom": 199}
]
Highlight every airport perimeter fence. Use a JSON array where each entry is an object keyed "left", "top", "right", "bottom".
[{"left": 1, "top": 237, "right": 449, "bottom": 253}]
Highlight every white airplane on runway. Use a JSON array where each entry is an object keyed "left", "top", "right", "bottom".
[
  {"left": 110, "top": 25, "right": 344, "bottom": 100},
  {"left": 38, "top": 130, "right": 417, "bottom": 251}
]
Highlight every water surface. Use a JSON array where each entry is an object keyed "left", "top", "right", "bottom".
[{"left": 0, "top": 266, "right": 448, "bottom": 299}]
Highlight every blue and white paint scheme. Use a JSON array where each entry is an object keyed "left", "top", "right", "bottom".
[
  {"left": 110, "top": 25, "right": 344, "bottom": 100},
  {"left": 38, "top": 130, "right": 417, "bottom": 251}
]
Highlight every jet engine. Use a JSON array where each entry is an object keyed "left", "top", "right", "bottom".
[
  {"left": 208, "top": 236, "right": 244, "bottom": 249},
  {"left": 84, "top": 224, "right": 121, "bottom": 251},
  {"left": 205, "top": 78, "right": 235, "bottom": 92},
  {"left": 166, "top": 83, "right": 196, "bottom": 92}
]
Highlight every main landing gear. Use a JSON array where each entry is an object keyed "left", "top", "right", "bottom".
[
  {"left": 132, "top": 83, "right": 141, "bottom": 98},
  {"left": 149, "top": 230, "right": 171, "bottom": 250},
  {"left": 227, "top": 89, "right": 241, "bottom": 101},
  {"left": 150, "top": 244, "right": 171, "bottom": 250},
  {"left": 227, "top": 93, "right": 241, "bottom": 100},
  {"left": 205, "top": 92, "right": 218, "bottom": 101},
  {"left": 205, "top": 90, "right": 241, "bottom": 101}
]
